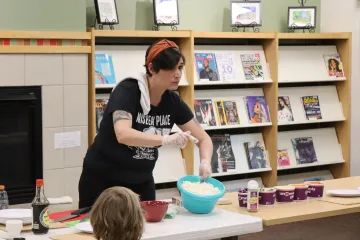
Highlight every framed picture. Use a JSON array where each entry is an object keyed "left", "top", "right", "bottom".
[
  {"left": 153, "top": 0, "right": 180, "bottom": 25},
  {"left": 230, "top": 0, "right": 262, "bottom": 27},
  {"left": 288, "top": 6, "right": 317, "bottom": 29},
  {"left": 94, "top": 0, "right": 119, "bottom": 25}
]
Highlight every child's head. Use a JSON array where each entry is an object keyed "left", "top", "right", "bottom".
[{"left": 90, "top": 187, "right": 144, "bottom": 240}]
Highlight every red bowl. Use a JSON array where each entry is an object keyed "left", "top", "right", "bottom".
[{"left": 140, "top": 200, "right": 169, "bottom": 222}]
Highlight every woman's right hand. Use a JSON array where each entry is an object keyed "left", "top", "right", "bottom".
[{"left": 162, "top": 131, "right": 191, "bottom": 149}]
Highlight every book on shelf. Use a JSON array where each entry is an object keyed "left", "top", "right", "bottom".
[
  {"left": 96, "top": 98, "right": 109, "bottom": 133},
  {"left": 95, "top": 54, "right": 116, "bottom": 85},
  {"left": 214, "top": 52, "right": 237, "bottom": 82},
  {"left": 194, "top": 53, "right": 219, "bottom": 82},
  {"left": 301, "top": 95, "right": 322, "bottom": 120},
  {"left": 278, "top": 96, "right": 294, "bottom": 123},
  {"left": 194, "top": 99, "right": 217, "bottom": 127},
  {"left": 291, "top": 137, "right": 318, "bottom": 165},
  {"left": 323, "top": 53, "right": 345, "bottom": 78},
  {"left": 244, "top": 96, "right": 271, "bottom": 124},
  {"left": 244, "top": 141, "right": 270, "bottom": 170},
  {"left": 240, "top": 53, "right": 264, "bottom": 81},
  {"left": 214, "top": 100, "right": 240, "bottom": 125},
  {"left": 277, "top": 149, "right": 291, "bottom": 167},
  {"left": 210, "top": 134, "right": 236, "bottom": 173}
]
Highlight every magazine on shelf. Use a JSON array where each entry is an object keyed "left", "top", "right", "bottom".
[
  {"left": 244, "top": 96, "right": 271, "bottom": 124},
  {"left": 240, "top": 53, "right": 264, "bottom": 80},
  {"left": 278, "top": 96, "right": 294, "bottom": 123},
  {"left": 323, "top": 53, "right": 345, "bottom": 78},
  {"left": 194, "top": 53, "right": 219, "bottom": 81},
  {"left": 244, "top": 141, "right": 269, "bottom": 170},
  {"left": 214, "top": 100, "right": 240, "bottom": 125},
  {"left": 277, "top": 149, "right": 291, "bottom": 167},
  {"left": 301, "top": 95, "right": 322, "bottom": 120},
  {"left": 194, "top": 99, "right": 217, "bottom": 127},
  {"left": 96, "top": 98, "right": 109, "bottom": 133},
  {"left": 210, "top": 134, "right": 236, "bottom": 173},
  {"left": 214, "top": 52, "right": 237, "bottom": 82},
  {"left": 291, "top": 137, "right": 318, "bottom": 165},
  {"left": 95, "top": 54, "right": 116, "bottom": 85}
]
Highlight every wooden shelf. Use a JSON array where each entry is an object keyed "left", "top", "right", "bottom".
[
  {"left": 278, "top": 32, "right": 351, "bottom": 40},
  {"left": 193, "top": 32, "right": 276, "bottom": 39},
  {"left": 0, "top": 31, "right": 91, "bottom": 40},
  {"left": 0, "top": 46, "right": 91, "bottom": 54},
  {"left": 87, "top": 29, "right": 351, "bottom": 187},
  {"left": 94, "top": 29, "right": 190, "bottom": 38}
]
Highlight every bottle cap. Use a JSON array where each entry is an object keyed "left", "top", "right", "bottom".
[
  {"left": 247, "top": 180, "right": 259, "bottom": 190},
  {"left": 36, "top": 179, "right": 44, "bottom": 187},
  {"left": 0, "top": 185, "right": 4, "bottom": 190}
]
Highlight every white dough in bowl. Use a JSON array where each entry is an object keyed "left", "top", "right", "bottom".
[{"left": 181, "top": 181, "right": 221, "bottom": 195}]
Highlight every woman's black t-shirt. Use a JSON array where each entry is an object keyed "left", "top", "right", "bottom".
[{"left": 83, "top": 78, "right": 194, "bottom": 184}]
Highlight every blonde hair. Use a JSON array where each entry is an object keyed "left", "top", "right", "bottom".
[{"left": 90, "top": 187, "right": 144, "bottom": 240}]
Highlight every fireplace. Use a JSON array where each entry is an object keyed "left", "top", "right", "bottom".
[{"left": 0, "top": 86, "right": 43, "bottom": 205}]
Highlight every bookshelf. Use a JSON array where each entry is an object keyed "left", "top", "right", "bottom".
[
  {"left": 87, "top": 29, "right": 351, "bottom": 188},
  {"left": 277, "top": 33, "right": 351, "bottom": 183}
]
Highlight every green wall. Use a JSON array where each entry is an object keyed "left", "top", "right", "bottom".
[
  {"left": 86, "top": 0, "right": 321, "bottom": 32},
  {"left": 0, "top": 0, "right": 86, "bottom": 31},
  {"left": 0, "top": 0, "right": 320, "bottom": 33}
]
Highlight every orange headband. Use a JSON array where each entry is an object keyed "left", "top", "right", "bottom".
[{"left": 145, "top": 39, "right": 179, "bottom": 66}]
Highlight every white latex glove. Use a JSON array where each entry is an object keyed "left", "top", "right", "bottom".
[
  {"left": 162, "top": 131, "right": 191, "bottom": 149},
  {"left": 199, "top": 160, "right": 212, "bottom": 181}
]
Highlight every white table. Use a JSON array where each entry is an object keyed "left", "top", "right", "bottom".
[{"left": 0, "top": 209, "right": 262, "bottom": 240}]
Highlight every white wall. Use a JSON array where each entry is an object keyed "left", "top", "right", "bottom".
[{"left": 321, "top": 0, "right": 360, "bottom": 176}]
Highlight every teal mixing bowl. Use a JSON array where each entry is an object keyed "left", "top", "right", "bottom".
[{"left": 177, "top": 175, "right": 225, "bottom": 214}]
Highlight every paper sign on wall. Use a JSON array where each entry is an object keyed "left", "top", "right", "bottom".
[{"left": 54, "top": 131, "right": 81, "bottom": 149}]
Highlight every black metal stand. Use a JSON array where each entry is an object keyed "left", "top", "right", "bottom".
[
  {"left": 232, "top": 21, "right": 260, "bottom": 33},
  {"left": 92, "top": 17, "right": 117, "bottom": 30},
  {"left": 152, "top": 20, "right": 178, "bottom": 31},
  {"left": 299, "top": 0, "right": 306, "bottom": 7},
  {"left": 288, "top": 23, "right": 315, "bottom": 33}
]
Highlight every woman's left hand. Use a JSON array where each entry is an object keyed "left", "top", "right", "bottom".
[{"left": 199, "top": 160, "right": 212, "bottom": 181}]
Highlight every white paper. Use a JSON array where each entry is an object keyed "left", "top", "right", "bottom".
[
  {"left": 98, "top": 0, "right": 118, "bottom": 23},
  {"left": 231, "top": 2, "right": 261, "bottom": 25},
  {"left": 215, "top": 52, "right": 237, "bottom": 82},
  {"left": 154, "top": 0, "right": 179, "bottom": 24},
  {"left": 54, "top": 131, "right": 81, "bottom": 149}
]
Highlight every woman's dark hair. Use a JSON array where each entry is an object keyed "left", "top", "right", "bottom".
[
  {"left": 278, "top": 97, "right": 288, "bottom": 110},
  {"left": 328, "top": 58, "right": 341, "bottom": 71},
  {"left": 144, "top": 39, "right": 186, "bottom": 76}
]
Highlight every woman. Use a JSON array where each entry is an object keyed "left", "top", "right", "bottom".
[
  {"left": 278, "top": 97, "right": 293, "bottom": 122},
  {"left": 78, "top": 39, "right": 213, "bottom": 208}
]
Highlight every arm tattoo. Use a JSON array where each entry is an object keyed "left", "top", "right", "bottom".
[
  {"left": 193, "top": 116, "right": 201, "bottom": 126},
  {"left": 113, "top": 110, "right": 132, "bottom": 125}
]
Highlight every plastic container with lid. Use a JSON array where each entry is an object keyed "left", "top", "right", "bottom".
[
  {"left": 0, "top": 185, "right": 9, "bottom": 210},
  {"left": 247, "top": 180, "right": 259, "bottom": 212}
]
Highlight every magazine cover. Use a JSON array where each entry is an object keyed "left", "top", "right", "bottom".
[
  {"left": 244, "top": 141, "right": 269, "bottom": 169},
  {"left": 323, "top": 54, "right": 345, "bottom": 78},
  {"left": 214, "top": 100, "right": 240, "bottom": 125},
  {"left": 96, "top": 98, "right": 109, "bottom": 132},
  {"left": 291, "top": 137, "right": 318, "bottom": 164},
  {"left": 301, "top": 95, "right": 322, "bottom": 120},
  {"left": 277, "top": 149, "right": 291, "bottom": 167},
  {"left": 278, "top": 96, "right": 294, "bottom": 122},
  {"left": 194, "top": 53, "right": 219, "bottom": 81},
  {"left": 214, "top": 52, "right": 237, "bottom": 82},
  {"left": 210, "top": 134, "right": 236, "bottom": 173},
  {"left": 95, "top": 54, "right": 116, "bottom": 85},
  {"left": 240, "top": 53, "right": 264, "bottom": 80},
  {"left": 244, "top": 96, "right": 271, "bottom": 124},
  {"left": 194, "top": 99, "right": 217, "bottom": 127}
]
